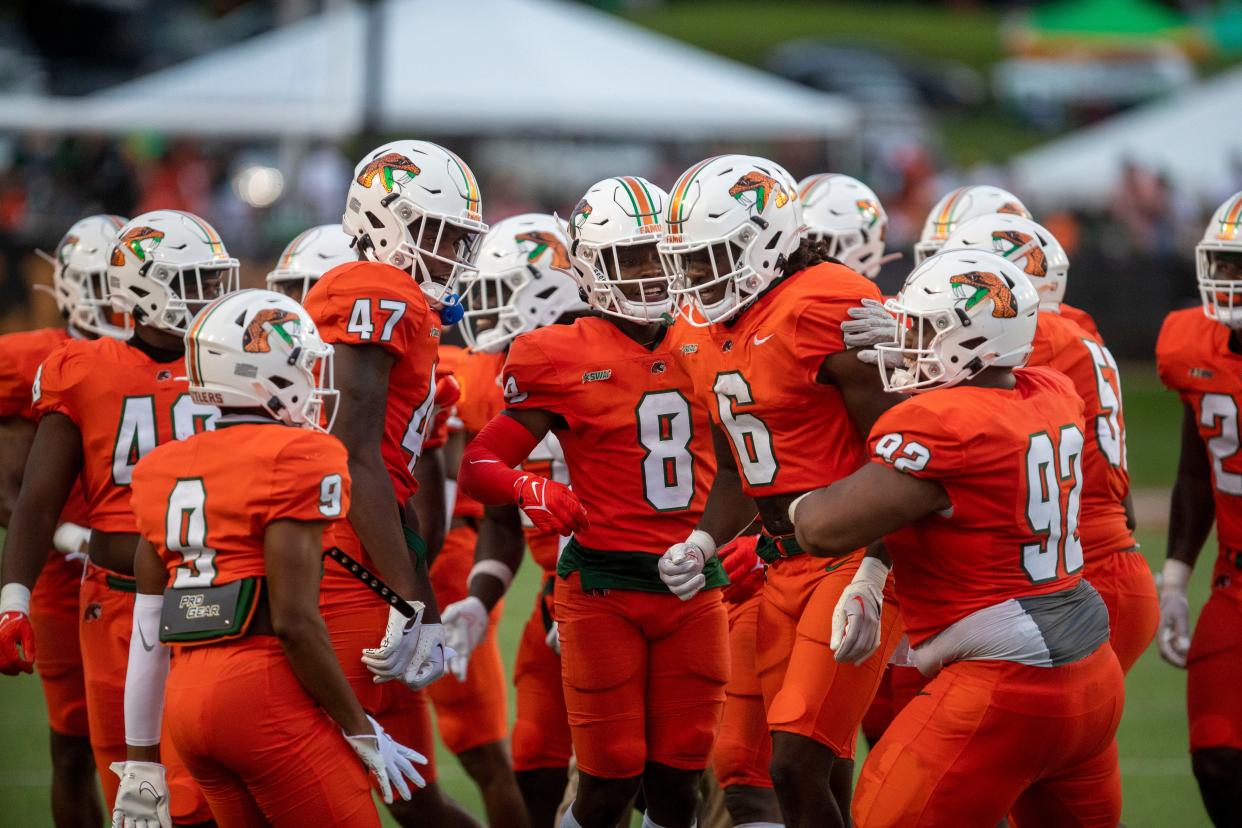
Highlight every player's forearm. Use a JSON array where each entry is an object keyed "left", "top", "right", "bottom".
[
  {"left": 274, "top": 613, "right": 370, "bottom": 736},
  {"left": 0, "top": 496, "right": 58, "bottom": 589},
  {"left": 1166, "top": 475, "right": 1214, "bottom": 568},
  {"left": 344, "top": 454, "right": 419, "bottom": 599},
  {"left": 469, "top": 504, "right": 525, "bottom": 611},
  {"left": 410, "top": 449, "right": 446, "bottom": 563},
  {"left": 696, "top": 464, "right": 756, "bottom": 546}
]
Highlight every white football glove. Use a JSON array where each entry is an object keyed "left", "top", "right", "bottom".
[
  {"left": 361, "top": 601, "right": 427, "bottom": 683},
  {"left": 110, "top": 761, "right": 171, "bottom": 828},
  {"left": 545, "top": 621, "right": 561, "bottom": 655},
  {"left": 841, "top": 299, "right": 898, "bottom": 349},
  {"left": 345, "top": 714, "right": 429, "bottom": 804},
  {"left": 830, "top": 557, "right": 889, "bottom": 665},
  {"left": 52, "top": 522, "right": 90, "bottom": 564},
  {"left": 442, "top": 596, "right": 489, "bottom": 682},
  {"left": 658, "top": 530, "right": 717, "bottom": 601},
  {"left": 1157, "top": 559, "right": 1191, "bottom": 668}
]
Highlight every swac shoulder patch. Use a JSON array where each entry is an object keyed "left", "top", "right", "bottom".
[{"left": 582, "top": 369, "right": 612, "bottom": 384}]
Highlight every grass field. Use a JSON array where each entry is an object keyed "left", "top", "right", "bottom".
[{"left": 0, "top": 361, "right": 1213, "bottom": 826}]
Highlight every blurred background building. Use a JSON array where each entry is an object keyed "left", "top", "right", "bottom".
[{"left": 0, "top": 0, "right": 1240, "bottom": 356}]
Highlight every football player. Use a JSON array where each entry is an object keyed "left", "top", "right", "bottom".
[
  {"left": 659, "top": 154, "right": 903, "bottom": 828},
  {"left": 912, "top": 184, "right": 1031, "bottom": 264},
  {"left": 111, "top": 289, "right": 427, "bottom": 826},
  {"left": 459, "top": 176, "right": 731, "bottom": 828},
  {"left": 943, "top": 213, "right": 1156, "bottom": 673},
  {"left": 306, "top": 139, "right": 487, "bottom": 828},
  {"left": 0, "top": 214, "right": 127, "bottom": 826},
  {"left": 1156, "top": 190, "right": 1242, "bottom": 825},
  {"left": 266, "top": 224, "right": 356, "bottom": 303},
  {"left": 797, "top": 173, "right": 893, "bottom": 279},
  {"left": 795, "top": 250, "right": 1125, "bottom": 826},
  {"left": 438, "top": 213, "right": 586, "bottom": 828},
  {"left": 0, "top": 210, "right": 231, "bottom": 822}
]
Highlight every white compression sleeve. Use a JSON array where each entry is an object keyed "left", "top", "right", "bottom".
[{"left": 123, "top": 593, "right": 170, "bottom": 747}]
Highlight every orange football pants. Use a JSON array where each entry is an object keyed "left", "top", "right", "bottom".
[
  {"left": 1187, "top": 551, "right": 1242, "bottom": 752},
  {"left": 1087, "top": 549, "right": 1158, "bottom": 674},
  {"left": 860, "top": 664, "right": 929, "bottom": 745},
  {"left": 554, "top": 572, "right": 729, "bottom": 779},
  {"left": 30, "top": 552, "right": 87, "bottom": 736},
  {"left": 426, "top": 524, "right": 509, "bottom": 754},
  {"left": 714, "top": 592, "right": 772, "bottom": 789},
  {"left": 512, "top": 575, "right": 572, "bottom": 772},
  {"left": 321, "top": 527, "right": 438, "bottom": 782},
  {"left": 758, "top": 552, "right": 902, "bottom": 758},
  {"left": 79, "top": 563, "right": 212, "bottom": 822},
  {"left": 165, "top": 636, "right": 379, "bottom": 827},
  {"left": 853, "top": 644, "right": 1125, "bottom": 828}
]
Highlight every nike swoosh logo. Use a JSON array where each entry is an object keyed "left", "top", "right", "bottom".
[
  {"left": 468, "top": 459, "right": 498, "bottom": 465},
  {"left": 753, "top": 333, "right": 774, "bottom": 345},
  {"left": 823, "top": 560, "right": 847, "bottom": 574},
  {"left": 137, "top": 622, "right": 156, "bottom": 653},
  {"left": 138, "top": 780, "right": 164, "bottom": 801}
]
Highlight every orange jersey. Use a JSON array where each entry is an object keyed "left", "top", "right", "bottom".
[
  {"left": 1029, "top": 313, "right": 1133, "bottom": 565},
  {"left": 1060, "top": 303, "right": 1102, "bottom": 342},
  {"left": 870, "top": 367, "right": 1088, "bottom": 645},
  {"left": 672, "top": 263, "right": 880, "bottom": 497},
  {"left": 304, "top": 261, "right": 440, "bottom": 503},
  {"left": 1156, "top": 308, "right": 1242, "bottom": 550},
  {"left": 131, "top": 424, "right": 351, "bottom": 587},
  {"left": 32, "top": 337, "right": 217, "bottom": 534},
  {"left": 0, "top": 327, "right": 90, "bottom": 525},
  {"left": 501, "top": 316, "right": 714, "bottom": 554}
]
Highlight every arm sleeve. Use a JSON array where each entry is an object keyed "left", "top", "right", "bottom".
[
  {"left": 1154, "top": 314, "right": 1190, "bottom": 397},
  {"left": 303, "top": 263, "right": 429, "bottom": 358},
  {"left": 500, "top": 335, "right": 565, "bottom": 415},
  {"left": 458, "top": 414, "right": 542, "bottom": 505},
  {"left": 30, "top": 345, "right": 86, "bottom": 425},
  {"left": 867, "top": 402, "right": 966, "bottom": 483},
  {"left": 792, "top": 275, "right": 883, "bottom": 381},
  {"left": 123, "top": 593, "right": 170, "bottom": 747},
  {"left": 267, "top": 433, "right": 353, "bottom": 523},
  {"left": 0, "top": 340, "right": 31, "bottom": 418}
]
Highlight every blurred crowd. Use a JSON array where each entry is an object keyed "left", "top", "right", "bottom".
[{"left": 0, "top": 132, "right": 1224, "bottom": 356}]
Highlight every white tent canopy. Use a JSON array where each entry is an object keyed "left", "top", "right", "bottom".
[
  {"left": 0, "top": 0, "right": 857, "bottom": 140},
  {"left": 1011, "top": 65, "right": 1242, "bottom": 210}
]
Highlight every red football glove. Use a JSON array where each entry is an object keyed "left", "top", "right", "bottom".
[
  {"left": 720, "top": 536, "right": 765, "bottom": 605},
  {"left": 513, "top": 474, "right": 588, "bottom": 537},
  {"left": 0, "top": 611, "right": 36, "bottom": 675},
  {"left": 434, "top": 374, "right": 462, "bottom": 409}
]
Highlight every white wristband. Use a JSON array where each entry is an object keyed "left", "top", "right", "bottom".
[
  {"left": 687, "top": 529, "right": 717, "bottom": 561},
  {"left": 1160, "top": 559, "right": 1191, "bottom": 594},
  {"left": 0, "top": 583, "right": 31, "bottom": 615},
  {"left": 52, "top": 522, "right": 91, "bottom": 556},
  {"left": 788, "top": 491, "right": 815, "bottom": 527},
  {"left": 469, "top": 560, "right": 514, "bottom": 592},
  {"left": 854, "top": 555, "right": 890, "bottom": 587}
]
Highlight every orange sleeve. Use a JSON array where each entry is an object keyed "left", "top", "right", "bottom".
[
  {"left": 868, "top": 399, "right": 966, "bottom": 482},
  {"left": 30, "top": 343, "right": 88, "bottom": 426},
  {"left": 0, "top": 337, "right": 32, "bottom": 418},
  {"left": 1155, "top": 311, "right": 1197, "bottom": 398},
  {"left": 500, "top": 333, "right": 565, "bottom": 416},
  {"left": 792, "top": 269, "right": 882, "bottom": 381},
  {"left": 304, "top": 263, "right": 430, "bottom": 358},
  {"left": 266, "top": 432, "right": 353, "bottom": 524}
]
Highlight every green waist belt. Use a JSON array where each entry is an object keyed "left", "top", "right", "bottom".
[
  {"left": 756, "top": 533, "right": 805, "bottom": 564},
  {"left": 558, "top": 537, "right": 729, "bottom": 594}
]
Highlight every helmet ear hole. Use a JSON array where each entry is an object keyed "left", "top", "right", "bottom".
[{"left": 269, "top": 376, "right": 293, "bottom": 390}]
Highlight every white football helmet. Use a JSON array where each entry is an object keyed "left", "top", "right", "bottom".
[
  {"left": 941, "top": 214, "right": 1069, "bottom": 312},
  {"left": 107, "top": 210, "right": 239, "bottom": 335},
  {"left": 876, "top": 249, "right": 1038, "bottom": 394},
  {"left": 1197, "top": 190, "right": 1242, "bottom": 328},
  {"left": 914, "top": 186, "right": 1031, "bottom": 264},
  {"left": 45, "top": 214, "right": 129, "bottom": 339},
  {"left": 462, "top": 214, "right": 586, "bottom": 353},
  {"left": 798, "top": 173, "right": 889, "bottom": 279},
  {"left": 567, "top": 176, "right": 672, "bottom": 323},
  {"left": 342, "top": 140, "right": 488, "bottom": 314},
  {"left": 266, "top": 224, "right": 356, "bottom": 303},
  {"left": 661, "top": 155, "right": 803, "bottom": 326},
  {"left": 185, "top": 289, "right": 337, "bottom": 432}
]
